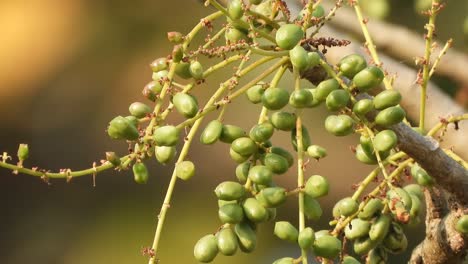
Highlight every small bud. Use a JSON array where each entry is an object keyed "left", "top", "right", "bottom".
[
  {"left": 167, "top": 31, "right": 184, "bottom": 44},
  {"left": 106, "top": 152, "right": 121, "bottom": 166},
  {"left": 17, "top": 144, "right": 29, "bottom": 162},
  {"left": 172, "top": 45, "right": 184, "bottom": 63}
]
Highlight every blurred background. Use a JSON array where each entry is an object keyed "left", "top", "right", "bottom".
[{"left": 0, "top": 0, "right": 466, "bottom": 263}]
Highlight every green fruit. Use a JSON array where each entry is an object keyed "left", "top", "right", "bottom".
[
  {"left": 339, "top": 54, "right": 368, "bottom": 79},
  {"left": 256, "top": 187, "right": 287, "bottom": 207},
  {"left": 456, "top": 215, "right": 468, "bottom": 234},
  {"left": 298, "top": 227, "right": 315, "bottom": 249},
  {"left": 246, "top": 83, "right": 265, "bottom": 104},
  {"left": 307, "top": 52, "right": 321, "bottom": 68},
  {"left": 106, "top": 152, "right": 121, "bottom": 167},
  {"left": 289, "top": 89, "right": 314, "bottom": 108},
  {"left": 359, "top": 135, "right": 389, "bottom": 160},
  {"left": 267, "top": 208, "right": 277, "bottom": 221},
  {"left": 150, "top": 57, "right": 168, "bottom": 72},
  {"left": 312, "top": 5, "right": 325, "bottom": 17},
  {"left": 270, "top": 112, "right": 296, "bottom": 131},
  {"left": 172, "top": 45, "right": 184, "bottom": 63},
  {"left": 143, "top": 81, "right": 162, "bottom": 101},
  {"left": 274, "top": 221, "right": 299, "bottom": 242},
  {"left": 228, "top": 0, "right": 243, "bottom": 19},
  {"left": 231, "top": 137, "right": 257, "bottom": 157},
  {"left": 307, "top": 88, "right": 322, "bottom": 107},
  {"left": 291, "top": 126, "right": 312, "bottom": 151},
  {"left": 235, "top": 162, "right": 251, "bottom": 183},
  {"left": 175, "top": 62, "right": 192, "bottom": 79},
  {"left": 306, "top": 145, "right": 327, "bottom": 159},
  {"left": 249, "top": 0, "right": 262, "bottom": 5},
  {"left": 345, "top": 218, "right": 372, "bottom": 240},
  {"left": 125, "top": 116, "right": 139, "bottom": 128},
  {"left": 387, "top": 187, "right": 413, "bottom": 212},
  {"left": 173, "top": 93, "right": 199, "bottom": 118},
  {"left": 215, "top": 181, "right": 246, "bottom": 201},
  {"left": 132, "top": 162, "right": 149, "bottom": 184},
  {"left": 273, "top": 258, "right": 294, "bottom": 264},
  {"left": 248, "top": 165, "right": 273, "bottom": 185},
  {"left": 305, "top": 175, "right": 330, "bottom": 198},
  {"left": 218, "top": 200, "right": 236, "bottom": 208},
  {"left": 249, "top": 122, "right": 274, "bottom": 143},
  {"left": 275, "top": 24, "right": 304, "bottom": 50},
  {"left": 410, "top": 164, "right": 435, "bottom": 187},
  {"left": 382, "top": 222, "right": 408, "bottom": 254},
  {"left": 304, "top": 194, "right": 323, "bottom": 220},
  {"left": 154, "top": 126, "right": 180, "bottom": 146},
  {"left": 324, "top": 115, "right": 355, "bottom": 136},
  {"left": 367, "top": 248, "right": 388, "bottom": 264},
  {"left": 353, "top": 66, "right": 384, "bottom": 92},
  {"left": 313, "top": 234, "right": 342, "bottom": 259},
  {"left": 343, "top": 256, "right": 361, "bottom": 264},
  {"left": 315, "top": 79, "right": 340, "bottom": 102},
  {"left": 229, "top": 147, "right": 250, "bottom": 163},
  {"left": 262, "top": 87, "right": 290, "bottom": 110},
  {"left": 326, "top": 89, "right": 350, "bottom": 111},
  {"left": 361, "top": 0, "right": 390, "bottom": 20},
  {"left": 375, "top": 106, "right": 406, "bottom": 127},
  {"left": 107, "top": 116, "right": 140, "bottom": 141},
  {"left": 333, "top": 197, "right": 359, "bottom": 217},
  {"left": 409, "top": 194, "right": 422, "bottom": 217},
  {"left": 155, "top": 146, "right": 177, "bottom": 164},
  {"left": 219, "top": 203, "right": 244, "bottom": 224},
  {"left": 264, "top": 153, "right": 289, "bottom": 174},
  {"left": 225, "top": 27, "right": 249, "bottom": 43},
  {"left": 200, "top": 120, "right": 223, "bottom": 145},
  {"left": 217, "top": 228, "right": 238, "bottom": 256},
  {"left": 189, "top": 61, "right": 204, "bottom": 80},
  {"left": 358, "top": 198, "right": 384, "bottom": 220},
  {"left": 175, "top": 160, "right": 195, "bottom": 181},
  {"left": 243, "top": 198, "right": 268, "bottom": 223},
  {"left": 355, "top": 144, "right": 377, "bottom": 165},
  {"left": 129, "top": 102, "right": 151, "bottom": 118},
  {"left": 369, "top": 214, "right": 391, "bottom": 242},
  {"left": 167, "top": 31, "right": 183, "bottom": 44},
  {"left": 270, "top": 147, "right": 294, "bottom": 167},
  {"left": 373, "top": 130, "right": 398, "bottom": 152},
  {"left": 404, "top": 184, "right": 424, "bottom": 201},
  {"left": 152, "top": 69, "right": 168, "bottom": 81},
  {"left": 290, "top": 45, "right": 309, "bottom": 71},
  {"left": 220, "top": 125, "right": 246, "bottom": 143},
  {"left": 17, "top": 144, "right": 29, "bottom": 162},
  {"left": 194, "top": 234, "right": 218, "bottom": 263},
  {"left": 415, "top": 0, "right": 432, "bottom": 13},
  {"left": 373, "top": 90, "right": 402, "bottom": 110},
  {"left": 354, "top": 236, "right": 378, "bottom": 255},
  {"left": 353, "top": 99, "right": 374, "bottom": 115},
  {"left": 234, "top": 222, "right": 257, "bottom": 253}
]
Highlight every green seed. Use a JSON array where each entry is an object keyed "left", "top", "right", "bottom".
[
  {"left": 305, "top": 175, "right": 330, "bottom": 198},
  {"left": 410, "top": 164, "right": 435, "bottom": 187},
  {"left": 373, "top": 90, "right": 402, "bottom": 110},
  {"left": 217, "top": 228, "right": 238, "bottom": 256},
  {"left": 343, "top": 256, "right": 361, "bottom": 264},
  {"left": 382, "top": 222, "right": 408, "bottom": 254},
  {"left": 361, "top": 0, "right": 390, "bottom": 20},
  {"left": 150, "top": 57, "right": 168, "bottom": 72},
  {"left": 369, "top": 214, "right": 391, "bottom": 242},
  {"left": 270, "top": 147, "right": 294, "bottom": 167},
  {"left": 142, "top": 81, "right": 161, "bottom": 102},
  {"left": 313, "top": 234, "right": 342, "bottom": 259},
  {"left": 152, "top": 70, "right": 168, "bottom": 81},
  {"left": 256, "top": 187, "right": 287, "bottom": 207},
  {"left": 189, "top": 61, "right": 204, "bottom": 80},
  {"left": 248, "top": 165, "right": 273, "bottom": 185},
  {"left": 246, "top": 83, "right": 265, "bottom": 104},
  {"left": 387, "top": 187, "right": 412, "bottom": 212},
  {"left": 225, "top": 27, "right": 249, "bottom": 43},
  {"left": 353, "top": 99, "right": 374, "bottom": 115},
  {"left": 194, "top": 234, "right": 218, "bottom": 263},
  {"left": 173, "top": 93, "right": 199, "bottom": 118},
  {"left": 358, "top": 198, "right": 384, "bottom": 220},
  {"left": 167, "top": 31, "right": 183, "bottom": 44},
  {"left": 215, "top": 181, "right": 246, "bottom": 201},
  {"left": 249, "top": 0, "right": 262, "bottom": 5},
  {"left": 345, "top": 218, "right": 371, "bottom": 240},
  {"left": 249, "top": 122, "right": 274, "bottom": 143},
  {"left": 307, "top": 88, "right": 322, "bottom": 107},
  {"left": 289, "top": 89, "right": 314, "bottom": 108},
  {"left": 404, "top": 184, "right": 424, "bottom": 201},
  {"left": 306, "top": 145, "right": 327, "bottom": 160},
  {"left": 373, "top": 130, "right": 397, "bottom": 152},
  {"left": 307, "top": 52, "right": 321, "bottom": 68},
  {"left": 176, "top": 160, "right": 195, "bottom": 181},
  {"left": 273, "top": 258, "right": 294, "bottom": 264},
  {"left": 243, "top": 198, "right": 268, "bottom": 223},
  {"left": 409, "top": 194, "right": 422, "bottom": 217},
  {"left": 304, "top": 194, "right": 323, "bottom": 220},
  {"left": 200, "top": 120, "right": 223, "bottom": 145},
  {"left": 274, "top": 221, "right": 299, "bottom": 242},
  {"left": 290, "top": 45, "right": 309, "bottom": 72},
  {"left": 326, "top": 89, "right": 350, "bottom": 111},
  {"left": 262, "top": 87, "right": 290, "bottom": 110},
  {"left": 353, "top": 66, "right": 384, "bottom": 92},
  {"left": 264, "top": 153, "right": 289, "bottom": 174},
  {"left": 312, "top": 5, "right": 325, "bottom": 17},
  {"left": 235, "top": 162, "right": 251, "bottom": 183},
  {"left": 355, "top": 144, "right": 377, "bottom": 165},
  {"left": 175, "top": 62, "right": 192, "bottom": 79},
  {"left": 338, "top": 54, "right": 367, "bottom": 78},
  {"left": 219, "top": 203, "right": 244, "bottom": 224},
  {"left": 154, "top": 126, "right": 180, "bottom": 146},
  {"left": 291, "top": 126, "right": 312, "bottom": 151},
  {"left": 229, "top": 147, "right": 250, "bottom": 163},
  {"left": 324, "top": 115, "right": 355, "bottom": 136},
  {"left": 107, "top": 116, "right": 139, "bottom": 141},
  {"left": 129, "top": 102, "right": 151, "bottom": 118},
  {"left": 375, "top": 106, "right": 406, "bottom": 127},
  {"left": 315, "top": 79, "right": 340, "bottom": 102},
  {"left": 367, "top": 248, "right": 387, "bottom": 264},
  {"left": 228, "top": 0, "right": 243, "bottom": 19},
  {"left": 220, "top": 124, "right": 246, "bottom": 143},
  {"left": 231, "top": 137, "right": 258, "bottom": 156},
  {"left": 155, "top": 146, "right": 177, "bottom": 164},
  {"left": 234, "top": 222, "right": 257, "bottom": 253},
  {"left": 456, "top": 215, "right": 468, "bottom": 234},
  {"left": 125, "top": 116, "right": 139, "bottom": 128},
  {"left": 132, "top": 162, "right": 149, "bottom": 184},
  {"left": 275, "top": 24, "right": 304, "bottom": 50},
  {"left": 298, "top": 227, "right": 315, "bottom": 249},
  {"left": 17, "top": 144, "right": 29, "bottom": 162},
  {"left": 353, "top": 236, "right": 378, "bottom": 255},
  {"left": 270, "top": 112, "right": 296, "bottom": 131},
  {"left": 333, "top": 197, "right": 359, "bottom": 217}
]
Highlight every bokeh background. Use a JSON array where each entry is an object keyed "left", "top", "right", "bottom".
[{"left": 0, "top": 0, "right": 466, "bottom": 263}]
